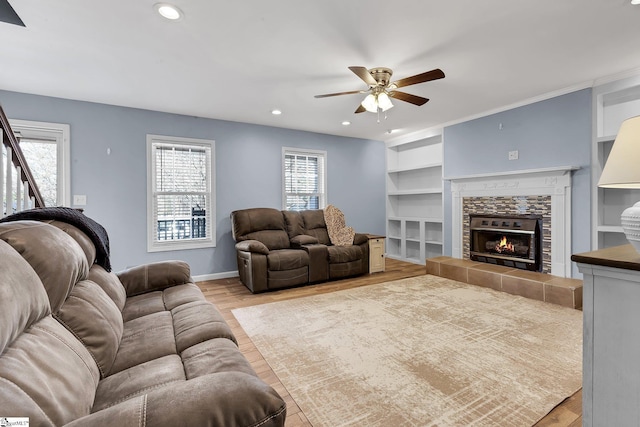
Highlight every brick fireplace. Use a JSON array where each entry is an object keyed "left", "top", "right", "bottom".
[{"left": 448, "top": 167, "right": 578, "bottom": 277}]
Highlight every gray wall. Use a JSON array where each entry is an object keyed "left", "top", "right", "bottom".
[
  {"left": 1, "top": 90, "right": 386, "bottom": 276},
  {"left": 442, "top": 88, "right": 592, "bottom": 277}
]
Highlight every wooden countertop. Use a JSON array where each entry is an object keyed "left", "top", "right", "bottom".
[{"left": 572, "top": 244, "right": 640, "bottom": 271}]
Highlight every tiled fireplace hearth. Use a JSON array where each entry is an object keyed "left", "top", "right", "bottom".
[{"left": 448, "top": 166, "right": 579, "bottom": 277}]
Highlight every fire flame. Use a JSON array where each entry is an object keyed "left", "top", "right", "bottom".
[{"left": 495, "top": 236, "right": 514, "bottom": 253}]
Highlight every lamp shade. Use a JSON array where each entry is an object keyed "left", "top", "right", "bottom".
[
  {"left": 377, "top": 93, "right": 394, "bottom": 112},
  {"left": 361, "top": 94, "right": 378, "bottom": 113},
  {"left": 598, "top": 115, "right": 640, "bottom": 188}
]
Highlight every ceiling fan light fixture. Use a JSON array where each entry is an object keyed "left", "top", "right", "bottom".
[
  {"left": 377, "top": 92, "right": 394, "bottom": 112},
  {"left": 361, "top": 94, "right": 378, "bottom": 113}
]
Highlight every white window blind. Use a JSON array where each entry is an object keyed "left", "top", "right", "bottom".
[
  {"left": 283, "top": 148, "right": 326, "bottom": 211},
  {"left": 147, "top": 135, "right": 215, "bottom": 252}
]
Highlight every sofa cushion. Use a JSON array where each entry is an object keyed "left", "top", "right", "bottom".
[
  {"left": 0, "top": 316, "right": 100, "bottom": 426},
  {"left": 267, "top": 249, "right": 309, "bottom": 271},
  {"left": 47, "top": 220, "right": 98, "bottom": 267},
  {"left": 172, "top": 300, "right": 236, "bottom": 353},
  {"left": 121, "top": 283, "right": 208, "bottom": 323},
  {"left": 93, "top": 354, "right": 185, "bottom": 412},
  {"left": 109, "top": 311, "right": 176, "bottom": 375},
  {"left": 0, "top": 221, "right": 89, "bottom": 313},
  {"left": 299, "top": 209, "right": 331, "bottom": 245},
  {"left": 56, "top": 279, "right": 124, "bottom": 378},
  {"left": 282, "top": 210, "right": 305, "bottom": 238},
  {"left": 0, "top": 239, "right": 50, "bottom": 355},
  {"left": 327, "top": 245, "right": 363, "bottom": 263},
  {"left": 182, "top": 338, "right": 256, "bottom": 379},
  {"left": 88, "top": 265, "right": 127, "bottom": 312},
  {"left": 231, "top": 208, "right": 290, "bottom": 250}
]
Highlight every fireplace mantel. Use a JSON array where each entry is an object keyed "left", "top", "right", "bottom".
[{"left": 446, "top": 166, "right": 580, "bottom": 277}]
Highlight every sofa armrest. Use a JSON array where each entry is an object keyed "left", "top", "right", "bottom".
[
  {"left": 290, "top": 234, "right": 319, "bottom": 247},
  {"left": 117, "top": 260, "right": 191, "bottom": 297},
  {"left": 235, "top": 239, "right": 269, "bottom": 255},
  {"left": 353, "top": 233, "right": 369, "bottom": 245},
  {"left": 65, "top": 373, "right": 286, "bottom": 427}
]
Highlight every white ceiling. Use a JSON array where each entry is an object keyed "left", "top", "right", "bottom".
[{"left": 1, "top": 0, "right": 639, "bottom": 143}]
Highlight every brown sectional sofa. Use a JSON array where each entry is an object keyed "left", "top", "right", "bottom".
[
  {"left": 0, "top": 212, "right": 286, "bottom": 426},
  {"left": 231, "top": 207, "right": 369, "bottom": 293}
]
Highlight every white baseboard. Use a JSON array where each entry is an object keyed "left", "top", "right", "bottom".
[{"left": 193, "top": 270, "right": 239, "bottom": 282}]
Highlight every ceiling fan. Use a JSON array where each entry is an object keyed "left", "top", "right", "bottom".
[{"left": 315, "top": 66, "right": 445, "bottom": 114}]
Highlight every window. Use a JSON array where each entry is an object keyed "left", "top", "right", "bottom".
[
  {"left": 282, "top": 148, "right": 326, "bottom": 211},
  {"left": 9, "top": 120, "right": 70, "bottom": 207},
  {"left": 147, "top": 135, "right": 215, "bottom": 252}
]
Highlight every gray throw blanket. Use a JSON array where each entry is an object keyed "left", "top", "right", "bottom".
[{"left": 0, "top": 207, "right": 111, "bottom": 272}]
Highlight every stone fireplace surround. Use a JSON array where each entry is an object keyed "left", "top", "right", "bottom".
[{"left": 448, "top": 166, "right": 579, "bottom": 278}]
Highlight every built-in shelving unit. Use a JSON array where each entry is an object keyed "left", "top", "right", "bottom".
[
  {"left": 386, "top": 134, "right": 443, "bottom": 264},
  {"left": 592, "top": 75, "right": 640, "bottom": 249}
]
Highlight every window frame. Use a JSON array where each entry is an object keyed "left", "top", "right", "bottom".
[
  {"left": 146, "top": 134, "right": 215, "bottom": 252},
  {"left": 9, "top": 119, "right": 71, "bottom": 207},
  {"left": 282, "top": 147, "right": 327, "bottom": 211}
]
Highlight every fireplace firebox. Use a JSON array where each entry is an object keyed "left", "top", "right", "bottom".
[{"left": 469, "top": 214, "right": 543, "bottom": 272}]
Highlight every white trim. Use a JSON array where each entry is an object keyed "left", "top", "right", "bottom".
[
  {"left": 193, "top": 270, "right": 239, "bottom": 282},
  {"left": 449, "top": 166, "right": 579, "bottom": 277},
  {"left": 386, "top": 68, "right": 640, "bottom": 146},
  {"left": 146, "top": 134, "right": 216, "bottom": 252},
  {"left": 9, "top": 119, "right": 71, "bottom": 207},
  {"left": 281, "top": 146, "right": 327, "bottom": 210}
]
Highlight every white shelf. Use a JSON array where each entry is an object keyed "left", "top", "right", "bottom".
[
  {"left": 596, "top": 135, "right": 616, "bottom": 144},
  {"left": 592, "top": 76, "right": 640, "bottom": 250},
  {"left": 385, "top": 134, "right": 444, "bottom": 265},
  {"left": 597, "top": 225, "right": 624, "bottom": 233},
  {"left": 388, "top": 188, "right": 442, "bottom": 196},
  {"left": 387, "top": 162, "right": 442, "bottom": 174},
  {"left": 388, "top": 216, "right": 442, "bottom": 223}
]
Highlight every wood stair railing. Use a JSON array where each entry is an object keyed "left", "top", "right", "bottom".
[{"left": 1, "top": 103, "right": 45, "bottom": 217}]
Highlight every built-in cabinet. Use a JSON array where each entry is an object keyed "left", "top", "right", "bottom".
[
  {"left": 593, "top": 75, "right": 640, "bottom": 249},
  {"left": 573, "top": 245, "right": 640, "bottom": 426},
  {"left": 386, "top": 134, "right": 443, "bottom": 264}
]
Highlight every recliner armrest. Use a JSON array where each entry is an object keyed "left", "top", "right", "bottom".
[
  {"left": 117, "top": 260, "right": 191, "bottom": 297},
  {"left": 290, "top": 234, "right": 319, "bottom": 247},
  {"left": 353, "top": 233, "right": 369, "bottom": 245},
  {"left": 235, "top": 240, "right": 269, "bottom": 255}
]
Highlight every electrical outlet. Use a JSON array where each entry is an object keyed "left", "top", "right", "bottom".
[
  {"left": 508, "top": 150, "right": 519, "bottom": 160},
  {"left": 73, "top": 195, "right": 87, "bottom": 206}
]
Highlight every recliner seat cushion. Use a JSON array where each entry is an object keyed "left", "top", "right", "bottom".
[
  {"left": 267, "top": 249, "right": 309, "bottom": 271},
  {"left": 327, "top": 245, "right": 362, "bottom": 263}
]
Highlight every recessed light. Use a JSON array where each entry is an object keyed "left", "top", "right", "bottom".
[
  {"left": 155, "top": 3, "right": 183, "bottom": 20},
  {"left": 342, "top": 121, "right": 351, "bottom": 126},
  {"left": 271, "top": 109, "right": 282, "bottom": 115},
  {"left": 632, "top": 0, "right": 640, "bottom": 5}
]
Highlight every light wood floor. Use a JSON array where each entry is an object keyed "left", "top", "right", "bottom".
[{"left": 197, "top": 258, "right": 582, "bottom": 427}]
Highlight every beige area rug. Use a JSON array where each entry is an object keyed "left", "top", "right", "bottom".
[{"left": 232, "top": 275, "right": 582, "bottom": 426}]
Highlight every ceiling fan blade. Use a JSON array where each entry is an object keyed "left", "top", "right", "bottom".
[
  {"left": 348, "top": 66, "right": 377, "bottom": 87},
  {"left": 355, "top": 104, "right": 366, "bottom": 114},
  {"left": 314, "top": 90, "right": 365, "bottom": 98},
  {"left": 391, "top": 68, "right": 445, "bottom": 89},
  {"left": 388, "top": 91, "right": 429, "bottom": 106}
]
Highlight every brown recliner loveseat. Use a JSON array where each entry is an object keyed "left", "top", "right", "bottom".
[
  {"left": 0, "top": 208, "right": 286, "bottom": 426},
  {"left": 230, "top": 207, "right": 369, "bottom": 293}
]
